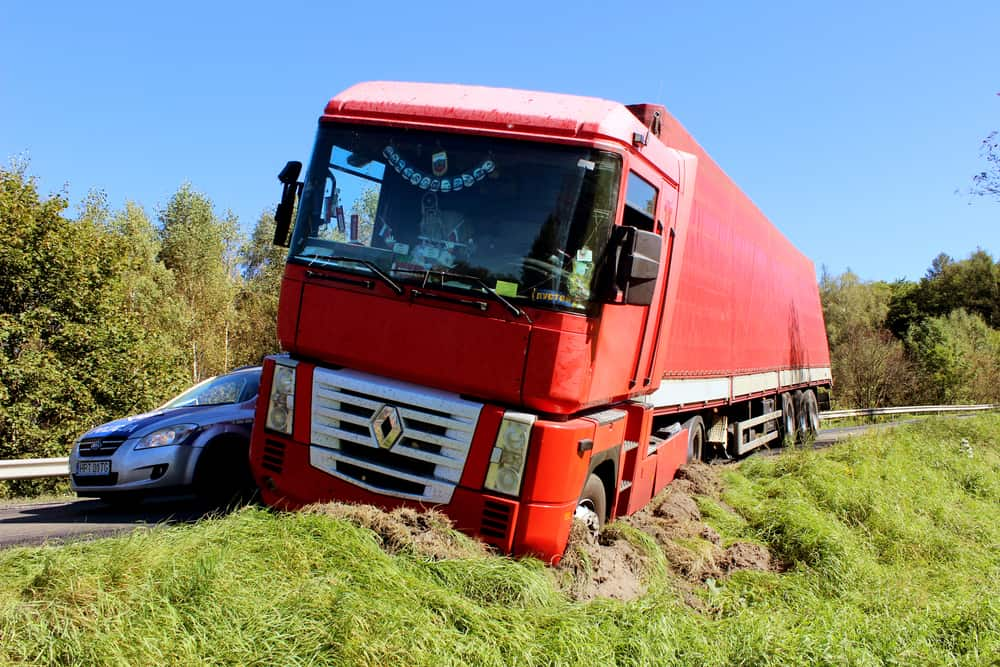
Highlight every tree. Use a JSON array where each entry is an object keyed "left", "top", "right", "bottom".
[
  {"left": 232, "top": 210, "right": 285, "bottom": 366},
  {"left": 905, "top": 309, "right": 1000, "bottom": 404},
  {"left": 971, "top": 130, "right": 1000, "bottom": 201},
  {"left": 819, "top": 268, "right": 893, "bottom": 346},
  {"left": 833, "top": 324, "right": 914, "bottom": 408},
  {"left": 0, "top": 167, "right": 190, "bottom": 495},
  {"left": 819, "top": 269, "right": 911, "bottom": 408},
  {"left": 887, "top": 249, "right": 1000, "bottom": 337},
  {"left": 158, "top": 184, "right": 242, "bottom": 381}
]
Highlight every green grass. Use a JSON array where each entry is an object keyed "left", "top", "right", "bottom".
[{"left": 2, "top": 416, "right": 998, "bottom": 666}]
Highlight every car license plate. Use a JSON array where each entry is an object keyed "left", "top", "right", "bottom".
[{"left": 76, "top": 460, "right": 111, "bottom": 475}]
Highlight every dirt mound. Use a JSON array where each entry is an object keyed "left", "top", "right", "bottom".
[
  {"left": 618, "top": 466, "right": 778, "bottom": 589},
  {"left": 674, "top": 462, "right": 723, "bottom": 497},
  {"left": 651, "top": 487, "right": 702, "bottom": 523},
  {"left": 558, "top": 521, "right": 649, "bottom": 602},
  {"left": 721, "top": 542, "right": 772, "bottom": 572},
  {"left": 307, "top": 503, "right": 486, "bottom": 561},
  {"left": 305, "top": 464, "right": 775, "bottom": 605}
]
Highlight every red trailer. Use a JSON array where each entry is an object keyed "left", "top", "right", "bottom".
[{"left": 250, "top": 82, "right": 831, "bottom": 563}]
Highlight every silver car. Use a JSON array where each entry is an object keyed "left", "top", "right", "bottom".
[{"left": 70, "top": 366, "right": 261, "bottom": 504}]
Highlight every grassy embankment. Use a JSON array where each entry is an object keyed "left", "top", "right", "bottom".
[{"left": 1, "top": 416, "right": 998, "bottom": 665}]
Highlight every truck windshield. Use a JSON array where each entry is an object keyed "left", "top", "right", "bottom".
[{"left": 288, "top": 123, "right": 622, "bottom": 313}]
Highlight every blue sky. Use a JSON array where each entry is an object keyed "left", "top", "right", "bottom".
[{"left": 2, "top": 1, "right": 996, "bottom": 282}]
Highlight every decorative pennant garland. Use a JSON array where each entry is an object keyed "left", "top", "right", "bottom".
[{"left": 382, "top": 146, "right": 495, "bottom": 193}]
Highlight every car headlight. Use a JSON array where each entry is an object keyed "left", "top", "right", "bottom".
[
  {"left": 266, "top": 363, "right": 295, "bottom": 434},
  {"left": 135, "top": 423, "right": 198, "bottom": 450},
  {"left": 483, "top": 412, "right": 535, "bottom": 496}
]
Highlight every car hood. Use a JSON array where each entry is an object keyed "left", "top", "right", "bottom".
[{"left": 78, "top": 404, "right": 248, "bottom": 441}]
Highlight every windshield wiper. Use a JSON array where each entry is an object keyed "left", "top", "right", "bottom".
[
  {"left": 393, "top": 269, "right": 531, "bottom": 322},
  {"left": 297, "top": 254, "right": 403, "bottom": 295}
]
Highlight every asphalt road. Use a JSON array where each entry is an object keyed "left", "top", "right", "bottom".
[
  {"left": 0, "top": 420, "right": 904, "bottom": 549},
  {"left": 0, "top": 495, "right": 242, "bottom": 549}
]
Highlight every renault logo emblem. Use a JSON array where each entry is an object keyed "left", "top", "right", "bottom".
[{"left": 370, "top": 404, "right": 403, "bottom": 450}]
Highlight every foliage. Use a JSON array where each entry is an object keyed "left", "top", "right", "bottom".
[
  {"left": 830, "top": 324, "right": 914, "bottom": 408},
  {"left": 887, "top": 249, "right": 1000, "bottom": 337},
  {"left": 158, "top": 184, "right": 243, "bottom": 382},
  {"left": 971, "top": 130, "right": 1000, "bottom": 201},
  {"left": 1, "top": 416, "right": 997, "bottom": 665},
  {"left": 819, "top": 268, "right": 892, "bottom": 344},
  {"left": 0, "top": 169, "right": 280, "bottom": 489},
  {"left": 0, "top": 167, "right": 189, "bottom": 495},
  {"left": 824, "top": 250, "right": 1000, "bottom": 408},
  {"left": 232, "top": 210, "right": 284, "bottom": 365},
  {"left": 905, "top": 309, "right": 1000, "bottom": 404},
  {"left": 819, "top": 269, "right": 913, "bottom": 408}
]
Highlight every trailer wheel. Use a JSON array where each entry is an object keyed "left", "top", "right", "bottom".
[
  {"left": 801, "top": 390, "right": 820, "bottom": 438},
  {"left": 780, "top": 392, "right": 797, "bottom": 442},
  {"left": 575, "top": 473, "right": 606, "bottom": 538},
  {"left": 683, "top": 416, "right": 705, "bottom": 463},
  {"left": 793, "top": 390, "right": 810, "bottom": 441}
]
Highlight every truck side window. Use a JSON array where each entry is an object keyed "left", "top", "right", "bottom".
[{"left": 622, "top": 171, "right": 658, "bottom": 232}]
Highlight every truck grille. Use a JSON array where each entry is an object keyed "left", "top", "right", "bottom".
[
  {"left": 309, "top": 368, "right": 483, "bottom": 504},
  {"left": 77, "top": 437, "right": 127, "bottom": 458}
]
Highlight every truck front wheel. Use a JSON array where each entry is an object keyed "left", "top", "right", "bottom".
[
  {"left": 683, "top": 416, "right": 705, "bottom": 462},
  {"left": 575, "top": 473, "right": 606, "bottom": 538}
]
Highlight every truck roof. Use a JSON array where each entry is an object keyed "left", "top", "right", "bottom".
[{"left": 324, "top": 81, "right": 649, "bottom": 146}]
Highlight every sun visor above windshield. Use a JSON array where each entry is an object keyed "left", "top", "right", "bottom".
[{"left": 324, "top": 81, "right": 647, "bottom": 146}]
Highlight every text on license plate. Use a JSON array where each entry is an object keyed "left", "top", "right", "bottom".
[{"left": 77, "top": 461, "right": 111, "bottom": 475}]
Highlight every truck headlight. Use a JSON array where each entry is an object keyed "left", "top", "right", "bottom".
[
  {"left": 266, "top": 364, "right": 296, "bottom": 435},
  {"left": 483, "top": 412, "right": 535, "bottom": 496},
  {"left": 135, "top": 423, "right": 198, "bottom": 450}
]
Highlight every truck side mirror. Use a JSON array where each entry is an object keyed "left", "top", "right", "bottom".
[
  {"left": 601, "top": 226, "right": 662, "bottom": 306},
  {"left": 273, "top": 161, "right": 302, "bottom": 248}
]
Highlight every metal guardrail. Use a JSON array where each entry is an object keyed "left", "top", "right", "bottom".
[
  {"left": 0, "top": 457, "right": 70, "bottom": 481},
  {"left": 820, "top": 404, "right": 998, "bottom": 420},
  {"left": 0, "top": 404, "right": 996, "bottom": 481}
]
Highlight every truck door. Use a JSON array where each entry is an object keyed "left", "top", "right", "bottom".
[
  {"left": 622, "top": 167, "right": 679, "bottom": 391},
  {"left": 636, "top": 176, "right": 679, "bottom": 388},
  {"left": 589, "top": 165, "right": 672, "bottom": 400}
]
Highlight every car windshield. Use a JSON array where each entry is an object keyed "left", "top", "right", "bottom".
[
  {"left": 288, "top": 123, "right": 622, "bottom": 312},
  {"left": 163, "top": 371, "right": 259, "bottom": 408}
]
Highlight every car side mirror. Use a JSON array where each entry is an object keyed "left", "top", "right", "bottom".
[
  {"left": 600, "top": 226, "right": 662, "bottom": 306},
  {"left": 273, "top": 161, "right": 302, "bottom": 248}
]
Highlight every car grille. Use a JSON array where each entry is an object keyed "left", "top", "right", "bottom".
[
  {"left": 309, "top": 367, "right": 483, "bottom": 504},
  {"left": 77, "top": 437, "right": 127, "bottom": 458}
]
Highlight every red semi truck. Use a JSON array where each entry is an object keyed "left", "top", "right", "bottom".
[{"left": 249, "top": 82, "right": 831, "bottom": 563}]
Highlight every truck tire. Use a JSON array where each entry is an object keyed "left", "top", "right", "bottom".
[
  {"left": 575, "top": 473, "right": 606, "bottom": 537},
  {"left": 780, "top": 392, "right": 797, "bottom": 442},
  {"left": 793, "top": 390, "right": 810, "bottom": 441},
  {"left": 801, "top": 390, "right": 820, "bottom": 438},
  {"left": 683, "top": 416, "right": 705, "bottom": 463}
]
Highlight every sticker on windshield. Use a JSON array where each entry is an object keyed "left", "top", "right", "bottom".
[
  {"left": 532, "top": 289, "right": 573, "bottom": 308},
  {"left": 495, "top": 280, "right": 519, "bottom": 297},
  {"left": 577, "top": 158, "right": 596, "bottom": 171}
]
